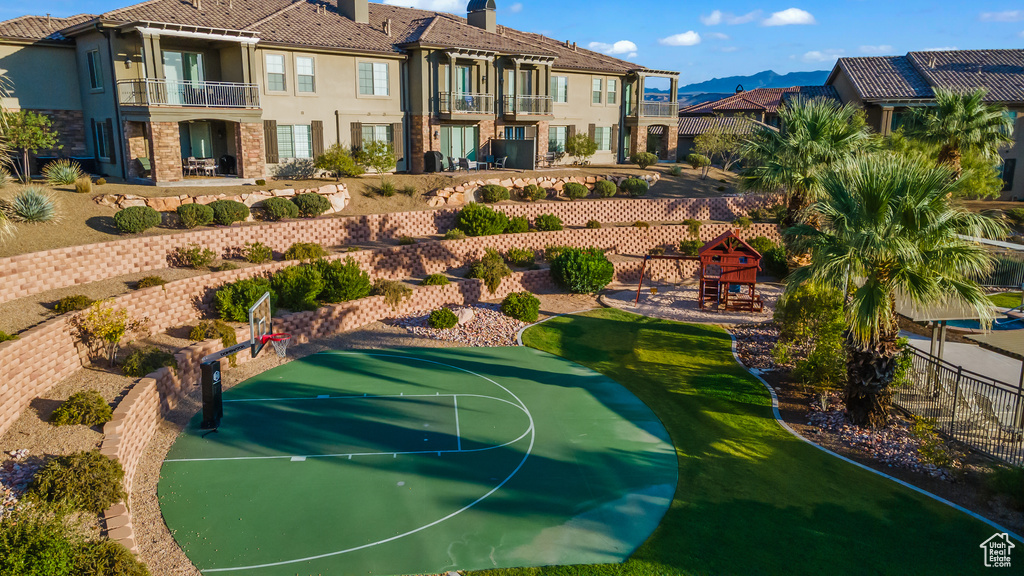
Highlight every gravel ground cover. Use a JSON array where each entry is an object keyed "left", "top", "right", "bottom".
[
  {"left": 602, "top": 283, "right": 782, "bottom": 325},
  {"left": 389, "top": 303, "right": 526, "bottom": 347}
]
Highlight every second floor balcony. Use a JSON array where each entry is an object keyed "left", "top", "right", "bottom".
[
  {"left": 631, "top": 101, "right": 677, "bottom": 119},
  {"left": 118, "top": 79, "right": 261, "bottom": 109},
  {"left": 502, "top": 95, "right": 553, "bottom": 120},
  {"left": 438, "top": 92, "right": 494, "bottom": 118}
]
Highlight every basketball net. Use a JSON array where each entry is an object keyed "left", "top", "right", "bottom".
[{"left": 262, "top": 333, "right": 292, "bottom": 358}]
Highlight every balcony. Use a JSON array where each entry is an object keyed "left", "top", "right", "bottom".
[
  {"left": 631, "top": 101, "right": 677, "bottom": 118},
  {"left": 502, "top": 95, "right": 553, "bottom": 120},
  {"left": 117, "top": 79, "right": 261, "bottom": 109},
  {"left": 438, "top": 92, "right": 494, "bottom": 118}
]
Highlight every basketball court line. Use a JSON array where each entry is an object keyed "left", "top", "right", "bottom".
[{"left": 453, "top": 395, "right": 462, "bottom": 451}]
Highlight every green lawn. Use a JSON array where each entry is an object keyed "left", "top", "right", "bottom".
[
  {"left": 471, "top": 308, "right": 1009, "bottom": 576},
  {"left": 989, "top": 292, "right": 1024, "bottom": 309}
]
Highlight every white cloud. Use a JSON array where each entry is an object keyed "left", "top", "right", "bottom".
[
  {"left": 706, "top": 32, "right": 730, "bottom": 40},
  {"left": 763, "top": 8, "right": 816, "bottom": 26},
  {"left": 859, "top": 44, "right": 893, "bottom": 54},
  {"left": 700, "top": 10, "right": 723, "bottom": 25},
  {"left": 979, "top": 10, "right": 1024, "bottom": 22},
  {"left": 800, "top": 49, "right": 843, "bottom": 63},
  {"left": 922, "top": 46, "right": 958, "bottom": 51},
  {"left": 700, "top": 9, "right": 760, "bottom": 25},
  {"left": 382, "top": 0, "right": 463, "bottom": 13},
  {"left": 587, "top": 40, "right": 639, "bottom": 56},
  {"left": 658, "top": 31, "right": 701, "bottom": 46},
  {"left": 507, "top": 2, "right": 523, "bottom": 12}
]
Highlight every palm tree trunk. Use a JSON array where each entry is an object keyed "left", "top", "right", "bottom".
[
  {"left": 783, "top": 189, "right": 806, "bottom": 228},
  {"left": 937, "top": 145, "right": 962, "bottom": 180},
  {"left": 844, "top": 340, "right": 898, "bottom": 427}
]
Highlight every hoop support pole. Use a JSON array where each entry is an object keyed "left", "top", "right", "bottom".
[{"left": 201, "top": 341, "right": 252, "bottom": 365}]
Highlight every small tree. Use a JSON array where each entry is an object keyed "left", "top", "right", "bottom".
[
  {"left": 4, "top": 110, "right": 61, "bottom": 183},
  {"left": 359, "top": 141, "right": 397, "bottom": 184},
  {"left": 564, "top": 133, "right": 598, "bottom": 166},
  {"left": 69, "top": 300, "right": 149, "bottom": 367},
  {"left": 694, "top": 118, "right": 744, "bottom": 173},
  {"left": 314, "top": 143, "right": 364, "bottom": 180},
  {"left": 686, "top": 153, "right": 712, "bottom": 179}
]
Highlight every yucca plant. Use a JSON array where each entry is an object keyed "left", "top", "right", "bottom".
[
  {"left": 8, "top": 186, "right": 59, "bottom": 222},
  {"left": 42, "top": 159, "right": 84, "bottom": 186}
]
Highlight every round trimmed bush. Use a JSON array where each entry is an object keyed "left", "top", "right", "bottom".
[
  {"left": 113, "top": 206, "right": 160, "bottom": 233},
  {"left": 428, "top": 308, "right": 459, "bottom": 329},
  {"left": 620, "top": 177, "right": 649, "bottom": 198},
  {"left": 54, "top": 295, "right": 94, "bottom": 315},
  {"left": 293, "top": 193, "right": 331, "bottom": 218},
  {"left": 209, "top": 199, "right": 250, "bottom": 226},
  {"left": 631, "top": 151, "right": 658, "bottom": 169},
  {"left": 520, "top": 184, "right": 546, "bottom": 202},
  {"left": 176, "top": 203, "right": 214, "bottom": 229},
  {"left": 26, "top": 450, "right": 125, "bottom": 513},
  {"left": 262, "top": 197, "right": 300, "bottom": 221},
  {"left": 420, "top": 273, "right": 450, "bottom": 286},
  {"left": 551, "top": 247, "right": 614, "bottom": 293},
  {"left": 477, "top": 184, "right": 510, "bottom": 203},
  {"left": 563, "top": 182, "right": 588, "bottom": 201},
  {"left": 534, "top": 213, "right": 563, "bottom": 232},
  {"left": 315, "top": 257, "right": 372, "bottom": 303},
  {"left": 507, "top": 216, "right": 529, "bottom": 234},
  {"left": 215, "top": 277, "right": 276, "bottom": 322},
  {"left": 585, "top": 219, "right": 601, "bottom": 229},
  {"left": 687, "top": 153, "right": 711, "bottom": 170},
  {"left": 500, "top": 291, "right": 540, "bottom": 322},
  {"left": 456, "top": 203, "right": 509, "bottom": 236},
  {"left": 50, "top": 390, "right": 111, "bottom": 427},
  {"left": 594, "top": 180, "right": 616, "bottom": 198}
]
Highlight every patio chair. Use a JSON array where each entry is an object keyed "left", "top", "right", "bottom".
[
  {"left": 535, "top": 154, "right": 550, "bottom": 168},
  {"left": 459, "top": 157, "right": 479, "bottom": 171},
  {"left": 484, "top": 155, "right": 494, "bottom": 170},
  {"left": 974, "top": 392, "right": 1024, "bottom": 441},
  {"left": 201, "top": 158, "right": 217, "bottom": 177},
  {"left": 493, "top": 156, "right": 508, "bottom": 169},
  {"left": 136, "top": 157, "right": 152, "bottom": 178},
  {"left": 183, "top": 157, "right": 199, "bottom": 176},
  {"left": 448, "top": 156, "right": 461, "bottom": 172}
]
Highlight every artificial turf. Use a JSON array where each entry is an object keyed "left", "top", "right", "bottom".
[
  {"left": 989, "top": 291, "right": 1024, "bottom": 309},
  {"left": 471, "top": 308, "right": 1009, "bottom": 576}
]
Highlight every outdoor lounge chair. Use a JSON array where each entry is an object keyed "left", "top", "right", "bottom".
[
  {"left": 493, "top": 156, "right": 507, "bottom": 169},
  {"left": 459, "top": 158, "right": 480, "bottom": 171},
  {"left": 973, "top": 392, "right": 1024, "bottom": 440},
  {"left": 448, "top": 156, "right": 461, "bottom": 172}
]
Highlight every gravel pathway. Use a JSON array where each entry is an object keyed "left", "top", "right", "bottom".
[{"left": 601, "top": 283, "right": 782, "bottom": 325}]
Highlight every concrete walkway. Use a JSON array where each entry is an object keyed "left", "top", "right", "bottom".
[{"left": 902, "top": 331, "right": 1022, "bottom": 386}]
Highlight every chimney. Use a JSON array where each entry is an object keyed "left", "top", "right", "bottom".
[
  {"left": 467, "top": 0, "right": 496, "bottom": 33},
  {"left": 338, "top": 0, "right": 369, "bottom": 24},
  {"left": 383, "top": 18, "right": 392, "bottom": 36}
]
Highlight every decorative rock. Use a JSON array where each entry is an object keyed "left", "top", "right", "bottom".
[
  {"left": 585, "top": 176, "right": 597, "bottom": 183},
  {"left": 427, "top": 196, "right": 446, "bottom": 207},
  {"left": 327, "top": 192, "right": 350, "bottom": 212},
  {"left": 318, "top": 184, "right": 338, "bottom": 195},
  {"left": 455, "top": 308, "right": 475, "bottom": 325},
  {"left": 119, "top": 198, "right": 147, "bottom": 208},
  {"left": 193, "top": 195, "right": 217, "bottom": 205},
  {"left": 273, "top": 188, "right": 295, "bottom": 197},
  {"left": 448, "top": 192, "right": 465, "bottom": 205},
  {"left": 499, "top": 178, "right": 514, "bottom": 188}
]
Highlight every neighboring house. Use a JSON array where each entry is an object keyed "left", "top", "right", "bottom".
[
  {"left": 0, "top": 0, "right": 680, "bottom": 184},
  {"left": 675, "top": 116, "right": 768, "bottom": 159},
  {"left": 678, "top": 85, "right": 839, "bottom": 128},
  {"left": 827, "top": 49, "right": 1024, "bottom": 199}
]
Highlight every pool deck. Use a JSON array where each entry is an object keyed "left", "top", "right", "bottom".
[{"left": 902, "top": 332, "right": 1023, "bottom": 386}]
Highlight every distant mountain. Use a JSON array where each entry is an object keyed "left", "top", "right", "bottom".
[
  {"left": 678, "top": 92, "right": 732, "bottom": 107},
  {"left": 675, "top": 69, "right": 831, "bottom": 95}
]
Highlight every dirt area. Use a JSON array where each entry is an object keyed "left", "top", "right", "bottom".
[
  {"left": 601, "top": 283, "right": 783, "bottom": 325},
  {"left": 0, "top": 164, "right": 740, "bottom": 258}
]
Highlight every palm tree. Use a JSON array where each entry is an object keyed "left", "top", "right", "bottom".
[
  {"left": 905, "top": 88, "right": 1014, "bottom": 179},
  {"left": 785, "top": 153, "right": 1006, "bottom": 427},
  {"left": 739, "top": 97, "right": 871, "bottom": 228}
]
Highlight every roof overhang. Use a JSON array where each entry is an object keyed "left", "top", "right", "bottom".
[
  {"left": 443, "top": 47, "right": 497, "bottom": 61},
  {"left": 863, "top": 98, "right": 934, "bottom": 106},
  {"left": 122, "top": 21, "right": 259, "bottom": 44},
  {"left": 633, "top": 68, "right": 679, "bottom": 78},
  {"left": 512, "top": 54, "right": 557, "bottom": 66}
]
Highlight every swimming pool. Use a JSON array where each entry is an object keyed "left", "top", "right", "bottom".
[{"left": 947, "top": 317, "right": 1024, "bottom": 331}]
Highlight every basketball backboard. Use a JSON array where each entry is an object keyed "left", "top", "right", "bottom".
[{"left": 249, "top": 291, "right": 272, "bottom": 358}]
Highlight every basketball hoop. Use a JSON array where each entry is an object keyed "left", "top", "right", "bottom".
[{"left": 261, "top": 333, "right": 292, "bottom": 358}]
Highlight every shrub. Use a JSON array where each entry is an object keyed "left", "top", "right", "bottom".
[
  {"left": 593, "top": 180, "right": 616, "bottom": 198},
  {"left": 372, "top": 278, "right": 412, "bottom": 309},
  {"left": 284, "top": 242, "right": 328, "bottom": 261},
  {"left": 8, "top": 186, "right": 59, "bottom": 222},
  {"left": 507, "top": 216, "right": 529, "bottom": 234},
  {"left": 400, "top": 185, "right": 417, "bottom": 197},
  {"left": 686, "top": 153, "right": 711, "bottom": 170},
  {"left": 648, "top": 246, "right": 665, "bottom": 256},
  {"left": 749, "top": 204, "right": 786, "bottom": 223},
  {"left": 271, "top": 264, "right": 325, "bottom": 311},
  {"left": 209, "top": 199, "right": 249, "bottom": 226},
  {"left": 682, "top": 218, "right": 702, "bottom": 239},
  {"left": 679, "top": 239, "right": 703, "bottom": 256},
  {"left": 505, "top": 247, "right": 535, "bottom": 267},
  {"left": 456, "top": 202, "right": 509, "bottom": 236},
  {"left": 0, "top": 505, "right": 80, "bottom": 576},
  {"left": 177, "top": 203, "right": 214, "bottom": 229},
  {"left": 773, "top": 284, "right": 846, "bottom": 397},
  {"left": 467, "top": 248, "right": 511, "bottom": 293},
  {"left": 170, "top": 243, "right": 216, "bottom": 268},
  {"left": 314, "top": 143, "right": 364, "bottom": 179},
  {"left": 1007, "top": 207, "right": 1024, "bottom": 226},
  {"left": 478, "top": 184, "right": 510, "bottom": 203},
  {"left": 521, "top": 184, "right": 546, "bottom": 202},
  {"left": 0, "top": 211, "right": 12, "bottom": 243},
  {"left": 68, "top": 300, "right": 148, "bottom": 367},
  {"left": 76, "top": 539, "right": 151, "bottom": 576},
  {"left": 551, "top": 247, "right": 614, "bottom": 293},
  {"left": 55, "top": 295, "right": 94, "bottom": 315},
  {"left": 534, "top": 213, "right": 563, "bottom": 232},
  {"left": 428, "top": 308, "right": 459, "bottom": 329},
  {"left": 113, "top": 206, "right": 160, "bottom": 233},
  {"left": 668, "top": 165, "right": 683, "bottom": 177},
  {"left": 0, "top": 331, "right": 18, "bottom": 342},
  {"left": 912, "top": 417, "right": 959, "bottom": 469},
  {"left": 27, "top": 451, "right": 125, "bottom": 513},
  {"left": 501, "top": 291, "right": 540, "bottom": 322},
  {"left": 316, "top": 257, "right": 372, "bottom": 303},
  {"left": 620, "top": 177, "right": 649, "bottom": 197},
  {"left": 732, "top": 216, "right": 753, "bottom": 229},
  {"left": 565, "top": 133, "right": 598, "bottom": 165},
  {"left": 261, "top": 197, "right": 299, "bottom": 221},
  {"left": 43, "top": 159, "right": 83, "bottom": 186},
  {"left": 398, "top": 235, "right": 416, "bottom": 245},
  {"left": 543, "top": 245, "right": 573, "bottom": 262},
  {"left": 563, "top": 182, "right": 588, "bottom": 200},
  {"left": 716, "top": 185, "right": 726, "bottom": 191},
  {"left": 292, "top": 193, "right": 331, "bottom": 218},
  {"left": 242, "top": 241, "right": 273, "bottom": 264},
  {"left": 189, "top": 319, "right": 238, "bottom": 365},
  {"left": 212, "top": 262, "right": 239, "bottom": 272},
  {"left": 421, "top": 274, "right": 450, "bottom": 286},
  {"left": 121, "top": 346, "right": 177, "bottom": 378},
  {"left": 74, "top": 176, "right": 92, "bottom": 194},
  {"left": 586, "top": 219, "right": 601, "bottom": 229},
  {"left": 215, "top": 277, "right": 275, "bottom": 322},
  {"left": 50, "top": 390, "right": 111, "bottom": 427},
  {"left": 136, "top": 276, "right": 165, "bottom": 289},
  {"left": 749, "top": 236, "right": 788, "bottom": 279},
  {"left": 255, "top": 179, "right": 267, "bottom": 186},
  {"left": 987, "top": 466, "right": 1024, "bottom": 511},
  {"left": 376, "top": 181, "right": 397, "bottom": 197},
  {"left": 444, "top": 228, "right": 467, "bottom": 240},
  {"left": 95, "top": 178, "right": 106, "bottom": 186},
  {"left": 633, "top": 221, "right": 650, "bottom": 228},
  {"left": 631, "top": 151, "right": 658, "bottom": 169}
]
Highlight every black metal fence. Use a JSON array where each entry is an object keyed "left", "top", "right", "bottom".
[
  {"left": 893, "top": 348, "right": 1024, "bottom": 466},
  {"left": 977, "top": 255, "right": 1024, "bottom": 288}
]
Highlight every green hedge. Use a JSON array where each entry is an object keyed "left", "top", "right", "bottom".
[
  {"left": 500, "top": 291, "right": 540, "bottom": 322},
  {"left": 113, "top": 206, "right": 160, "bottom": 233},
  {"left": 620, "top": 178, "right": 649, "bottom": 198},
  {"left": 477, "top": 184, "right": 510, "bottom": 203},
  {"left": 551, "top": 247, "right": 614, "bottom": 293}
]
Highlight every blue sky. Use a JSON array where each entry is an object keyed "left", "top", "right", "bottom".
[{"left": 5, "top": 0, "right": 1024, "bottom": 85}]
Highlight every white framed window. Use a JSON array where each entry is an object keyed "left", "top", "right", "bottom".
[
  {"left": 87, "top": 50, "right": 103, "bottom": 91},
  {"left": 276, "top": 124, "right": 313, "bottom": 159},
  {"left": 594, "top": 127, "right": 611, "bottom": 150},
  {"left": 607, "top": 79, "right": 617, "bottom": 105},
  {"left": 266, "top": 54, "right": 286, "bottom": 91},
  {"left": 592, "top": 78, "right": 602, "bottom": 104},
  {"left": 548, "top": 126, "right": 567, "bottom": 152},
  {"left": 361, "top": 124, "right": 392, "bottom": 144},
  {"left": 553, "top": 76, "right": 568, "bottom": 103},
  {"left": 358, "top": 62, "right": 389, "bottom": 96},
  {"left": 296, "top": 56, "right": 315, "bottom": 93}
]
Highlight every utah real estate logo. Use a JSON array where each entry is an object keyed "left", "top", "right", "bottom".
[{"left": 980, "top": 533, "right": 1015, "bottom": 568}]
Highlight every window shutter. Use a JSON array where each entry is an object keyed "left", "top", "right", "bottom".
[
  {"left": 610, "top": 125, "right": 618, "bottom": 154},
  {"left": 311, "top": 120, "right": 324, "bottom": 158},
  {"left": 91, "top": 119, "right": 100, "bottom": 162},
  {"left": 264, "top": 120, "right": 279, "bottom": 164},
  {"left": 568, "top": 125, "right": 576, "bottom": 139},
  {"left": 350, "top": 122, "right": 363, "bottom": 149},
  {"left": 588, "top": 123, "right": 596, "bottom": 141},
  {"left": 104, "top": 118, "right": 116, "bottom": 163},
  {"left": 391, "top": 122, "right": 403, "bottom": 160}
]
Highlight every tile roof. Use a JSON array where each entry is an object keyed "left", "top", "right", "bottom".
[
  {"left": 831, "top": 56, "right": 935, "bottom": 100},
  {"left": 0, "top": 13, "right": 95, "bottom": 42},
  {"left": 677, "top": 115, "right": 769, "bottom": 137},
  {"left": 678, "top": 86, "right": 838, "bottom": 115},
  {"left": 906, "top": 50, "right": 1024, "bottom": 103}
]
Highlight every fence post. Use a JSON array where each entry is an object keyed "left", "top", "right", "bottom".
[{"left": 948, "top": 365, "right": 963, "bottom": 435}]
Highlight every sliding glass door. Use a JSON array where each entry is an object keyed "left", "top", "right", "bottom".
[
  {"left": 163, "top": 51, "right": 205, "bottom": 105},
  {"left": 439, "top": 125, "right": 479, "bottom": 161}
]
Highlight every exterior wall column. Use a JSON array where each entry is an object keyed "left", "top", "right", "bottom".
[
  {"left": 124, "top": 121, "right": 151, "bottom": 179},
  {"left": 880, "top": 106, "right": 895, "bottom": 136},
  {"left": 142, "top": 33, "right": 164, "bottom": 79},
  {"left": 629, "top": 126, "right": 648, "bottom": 158},
  {"left": 536, "top": 120, "right": 549, "bottom": 156},
  {"left": 234, "top": 122, "right": 267, "bottom": 179},
  {"left": 241, "top": 43, "right": 257, "bottom": 84},
  {"left": 149, "top": 121, "right": 182, "bottom": 183},
  {"left": 512, "top": 60, "right": 520, "bottom": 113}
]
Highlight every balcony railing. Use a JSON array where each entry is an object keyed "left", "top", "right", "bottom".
[
  {"left": 503, "top": 95, "right": 553, "bottom": 116},
  {"left": 438, "top": 92, "right": 494, "bottom": 115},
  {"left": 632, "top": 100, "right": 677, "bottom": 118},
  {"left": 117, "top": 79, "right": 261, "bottom": 109}
]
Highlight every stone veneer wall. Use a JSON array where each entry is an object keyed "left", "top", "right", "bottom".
[
  {"left": 150, "top": 121, "right": 183, "bottom": 183},
  {"left": 0, "top": 197, "right": 766, "bottom": 306},
  {"left": 235, "top": 122, "right": 267, "bottom": 179},
  {"left": 32, "top": 109, "right": 87, "bottom": 158}
]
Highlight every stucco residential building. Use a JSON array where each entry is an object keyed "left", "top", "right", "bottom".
[{"left": 0, "top": 0, "right": 679, "bottom": 184}]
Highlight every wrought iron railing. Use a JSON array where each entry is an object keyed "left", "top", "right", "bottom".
[
  {"left": 631, "top": 100, "right": 677, "bottom": 117},
  {"left": 438, "top": 92, "right": 494, "bottom": 115},
  {"left": 117, "top": 79, "right": 261, "bottom": 108},
  {"left": 893, "top": 347, "right": 1024, "bottom": 465},
  {"left": 503, "top": 95, "right": 553, "bottom": 115}
]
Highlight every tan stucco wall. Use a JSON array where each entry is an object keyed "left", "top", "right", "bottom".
[
  {"left": 550, "top": 69, "right": 625, "bottom": 163},
  {"left": 75, "top": 30, "right": 122, "bottom": 176},
  {"left": 0, "top": 43, "right": 82, "bottom": 110},
  {"left": 999, "top": 107, "right": 1022, "bottom": 200}
]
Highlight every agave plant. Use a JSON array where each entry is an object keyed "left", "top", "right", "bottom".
[
  {"left": 42, "top": 159, "right": 84, "bottom": 186},
  {"left": 7, "top": 186, "right": 59, "bottom": 223}
]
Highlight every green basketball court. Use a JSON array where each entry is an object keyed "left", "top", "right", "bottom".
[{"left": 159, "top": 347, "right": 677, "bottom": 575}]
